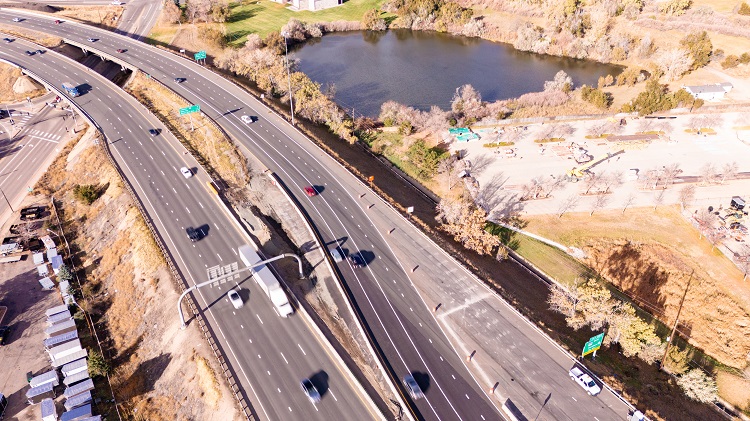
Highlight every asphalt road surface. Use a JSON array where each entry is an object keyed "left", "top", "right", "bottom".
[
  {"left": 1, "top": 10, "right": 636, "bottom": 421},
  {"left": 0, "top": 94, "right": 74, "bottom": 224},
  {"left": 1, "top": 13, "right": 504, "bottom": 420},
  {"left": 0, "top": 35, "right": 380, "bottom": 421}
]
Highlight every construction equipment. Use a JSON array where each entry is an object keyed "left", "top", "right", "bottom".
[{"left": 566, "top": 150, "right": 624, "bottom": 181}]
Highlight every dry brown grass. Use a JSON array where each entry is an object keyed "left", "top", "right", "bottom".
[
  {"left": 716, "top": 371, "right": 750, "bottom": 411},
  {"left": 0, "top": 24, "right": 62, "bottom": 47},
  {"left": 0, "top": 63, "right": 45, "bottom": 103},
  {"left": 54, "top": 6, "right": 123, "bottom": 29},
  {"left": 193, "top": 353, "right": 222, "bottom": 408},
  {"left": 523, "top": 206, "right": 750, "bottom": 368},
  {"left": 167, "top": 24, "right": 225, "bottom": 59},
  {"left": 126, "top": 72, "right": 249, "bottom": 188}
]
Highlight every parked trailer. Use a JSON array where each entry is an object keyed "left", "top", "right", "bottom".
[
  {"left": 53, "top": 348, "right": 87, "bottom": 368},
  {"left": 26, "top": 382, "right": 55, "bottom": 404},
  {"left": 47, "top": 309, "right": 72, "bottom": 325},
  {"left": 46, "top": 304, "right": 69, "bottom": 318},
  {"left": 29, "top": 370, "right": 59, "bottom": 388},
  {"left": 64, "top": 378, "right": 94, "bottom": 399},
  {"left": 41, "top": 397, "right": 57, "bottom": 421},
  {"left": 60, "top": 403, "right": 91, "bottom": 421},
  {"left": 63, "top": 371, "right": 89, "bottom": 386},
  {"left": 44, "top": 330, "right": 79, "bottom": 349},
  {"left": 64, "top": 390, "right": 91, "bottom": 411},
  {"left": 237, "top": 245, "right": 293, "bottom": 317},
  {"left": 45, "top": 318, "right": 76, "bottom": 337},
  {"left": 61, "top": 358, "right": 88, "bottom": 377},
  {"left": 47, "top": 339, "right": 82, "bottom": 360}
]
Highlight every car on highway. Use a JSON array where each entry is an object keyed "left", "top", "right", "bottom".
[
  {"left": 241, "top": 115, "right": 254, "bottom": 124},
  {"left": 174, "top": 77, "right": 185, "bottom": 83},
  {"left": 0, "top": 326, "right": 11, "bottom": 345},
  {"left": 348, "top": 253, "right": 364, "bottom": 269},
  {"left": 227, "top": 290, "right": 243, "bottom": 309},
  {"left": 403, "top": 375, "right": 424, "bottom": 400},
  {"left": 569, "top": 366, "right": 601, "bottom": 396},
  {"left": 36, "top": 50, "right": 44, "bottom": 55},
  {"left": 3, "top": 38, "right": 12, "bottom": 43},
  {"left": 180, "top": 167, "right": 192, "bottom": 178},
  {"left": 54, "top": 20, "right": 62, "bottom": 24},
  {"left": 12, "top": 17, "right": 21, "bottom": 22},
  {"left": 186, "top": 227, "right": 201, "bottom": 242},
  {"left": 300, "top": 379, "right": 320, "bottom": 403},
  {"left": 329, "top": 247, "right": 343, "bottom": 263},
  {"left": 112, "top": 0, "right": 123, "bottom": 4},
  {"left": 149, "top": 129, "right": 159, "bottom": 136},
  {"left": 303, "top": 186, "right": 317, "bottom": 197},
  {"left": 87, "top": 38, "right": 97, "bottom": 42},
  {"left": 116, "top": 49, "right": 125, "bottom": 53},
  {"left": 25, "top": 51, "right": 35, "bottom": 56}
]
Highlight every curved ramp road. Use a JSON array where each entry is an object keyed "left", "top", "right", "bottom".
[
  {"left": 0, "top": 35, "right": 380, "bottom": 421},
  {"left": 1, "top": 10, "right": 632, "bottom": 421}
]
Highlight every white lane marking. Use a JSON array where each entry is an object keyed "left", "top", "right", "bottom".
[
  {"left": 298, "top": 344, "right": 306, "bottom": 356},
  {"left": 280, "top": 352, "right": 288, "bottom": 364}
]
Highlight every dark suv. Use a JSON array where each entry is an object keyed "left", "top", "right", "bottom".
[{"left": 186, "top": 227, "right": 201, "bottom": 242}]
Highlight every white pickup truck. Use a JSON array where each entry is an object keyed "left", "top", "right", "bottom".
[{"left": 569, "top": 366, "right": 601, "bottom": 396}]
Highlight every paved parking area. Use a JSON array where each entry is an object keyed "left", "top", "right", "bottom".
[{"left": 451, "top": 111, "right": 750, "bottom": 216}]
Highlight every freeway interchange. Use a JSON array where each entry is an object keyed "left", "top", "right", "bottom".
[{"left": 1, "top": 8, "right": 634, "bottom": 421}]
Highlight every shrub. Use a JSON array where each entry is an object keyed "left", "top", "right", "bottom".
[
  {"left": 739, "top": 2, "right": 750, "bottom": 15},
  {"left": 678, "top": 369, "right": 717, "bottom": 403},
  {"left": 362, "top": 9, "right": 387, "bottom": 31},
  {"left": 73, "top": 184, "right": 100, "bottom": 205},
  {"left": 483, "top": 142, "right": 514, "bottom": 148},
  {"left": 615, "top": 67, "right": 641, "bottom": 86},
  {"left": 620, "top": 79, "right": 673, "bottom": 115},
  {"left": 721, "top": 55, "right": 740, "bottom": 69},
  {"left": 680, "top": 31, "right": 712, "bottom": 70},
  {"left": 580, "top": 85, "right": 613, "bottom": 109},
  {"left": 88, "top": 349, "right": 111, "bottom": 377},
  {"left": 58, "top": 264, "right": 74, "bottom": 282},
  {"left": 659, "top": 0, "right": 692, "bottom": 16},
  {"left": 741, "top": 53, "right": 750, "bottom": 64},
  {"left": 407, "top": 140, "right": 446, "bottom": 179}
]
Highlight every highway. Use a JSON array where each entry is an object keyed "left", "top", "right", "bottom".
[
  {"left": 1, "top": 12, "right": 504, "bottom": 420},
  {"left": 0, "top": 34, "right": 380, "bottom": 421}
]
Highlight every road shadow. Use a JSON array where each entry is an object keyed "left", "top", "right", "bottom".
[
  {"left": 197, "top": 223, "right": 210, "bottom": 240},
  {"left": 357, "top": 249, "right": 375, "bottom": 265},
  {"left": 411, "top": 371, "right": 430, "bottom": 393}
]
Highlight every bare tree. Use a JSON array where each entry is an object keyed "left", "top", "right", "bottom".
[
  {"left": 678, "top": 184, "right": 696, "bottom": 211},
  {"left": 590, "top": 193, "right": 610, "bottom": 216},
  {"left": 600, "top": 171, "right": 623, "bottom": 193},
  {"left": 662, "top": 163, "right": 682, "bottom": 186},
  {"left": 588, "top": 121, "right": 610, "bottom": 138},
  {"left": 622, "top": 193, "right": 636, "bottom": 214},
  {"left": 652, "top": 188, "right": 667, "bottom": 210},
  {"left": 541, "top": 175, "right": 565, "bottom": 198},
  {"left": 640, "top": 169, "right": 661, "bottom": 190},
  {"left": 547, "top": 283, "right": 579, "bottom": 317},
  {"left": 161, "top": 0, "right": 182, "bottom": 24},
  {"left": 720, "top": 161, "right": 739, "bottom": 184},
  {"left": 637, "top": 118, "right": 657, "bottom": 133},
  {"left": 551, "top": 123, "right": 575, "bottom": 139},
  {"left": 655, "top": 47, "right": 692, "bottom": 81},
  {"left": 705, "top": 227, "right": 723, "bottom": 251},
  {"left": 699, "top": 163, "right": 719, "bottom": 185},
  {"left": 735, "top": 246, "right": 750, "bottom": 281},
  {"left": 557, "top": 194, "right": 580, "bottom": 218},
  {"left": 694, "top": 209, "right": 717, "bottom": 239}
]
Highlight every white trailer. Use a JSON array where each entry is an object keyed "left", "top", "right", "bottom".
[
  {"left": 61, "top": 358, "right": 88, "bottom": 377},
  {"left": 237, "top": 245, "right": 293, "bottom": 317},
  {"left": 63, "top": 370, "right": 90, "bottom": 387},
  {"left": 64, "top": 390, "right": 91, "bottom": 411},
  {"left": 29, "top": 370, "right": 59, "bottom": 388},
  {"left": 45, "top": 319, "right": 76, "bottom": 338},
  {"left": 47, "top": 309, "right": 72, "bottom": 326},
  {"left": 45, "top": 330, "right": 79, "bottom": 349},
  {"left": 41, "top": 397, "right": 57, "bottom": 421}
]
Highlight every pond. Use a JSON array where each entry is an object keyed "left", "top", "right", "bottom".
[{"left": 292, "top": 29, "right": 623, "bottom": 118}]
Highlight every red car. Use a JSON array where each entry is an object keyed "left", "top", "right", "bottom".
[
  {"left": 303, "top": 186, "right": 317, "bottom": 197},
  {"left": 54, "top": 20, "right": 61, "bottom": 24},
  {"left": 116, "top": 49, "right": 125, "bottom": 53}
]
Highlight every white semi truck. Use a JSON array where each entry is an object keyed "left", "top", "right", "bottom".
[{"left": 238, "top": 245, "right": 294, "bottom": 318}]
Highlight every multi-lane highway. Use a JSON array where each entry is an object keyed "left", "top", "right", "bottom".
[
  {"left": 1, "top": 12, "right": 503, "bottom": 419},
  {"left": 0, "top": 34, "right": 380, "bottom": 420}
]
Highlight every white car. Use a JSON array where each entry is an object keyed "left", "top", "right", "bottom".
[
  {"left": 180, "top": 167, "right": 192, "bottom": 178},
  {"left": 12, "top": 17, "right": 21, "bottom": 22},
  {"left": 111, "top": 0, "right": 123, "bottom": 4},
  {"left": 569, "top": 366, "right": 601, "bottom": 396},
  {"left": 241, "top": 115, "right": 253, "bottom": 124},
  {"left": 87, "top": 38, "right": 96, "bottom": 42},
  {"left": 227, "top": 290, "right": 243, "bottom": 309}
]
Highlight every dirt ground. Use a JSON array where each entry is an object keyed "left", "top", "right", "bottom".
[
  {"left": 0, "top": 197, "right": 68, "bottom": 420},
  {"left": 0, "top": 64, "right": 46, "bottom": 103},
  {"left": 28, "top": 127, "right": 242, "bottom": 420}
]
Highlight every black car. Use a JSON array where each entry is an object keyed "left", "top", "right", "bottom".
[
  {"left": 0, "top": 326, "right": 11, "bottom": 346},
  {"left": 300, "top": 378, "right": 320, "bottom": 403},
  {"left": 174, "top": 77, "right": 185, "bottom": 83},
  {"left": 25, "top": 50, "right": 35, "bottom": 56},
  {"left": 2, "top": 38, "right": 12, "bottom": 43},
  {"left": 348, "top": 254, "right": 364, "bottom": 269},
  {"left": 186, "top": 227, "right": 201, "bottom": 242},
  {"left": 148, "top": 129, "right": 159, "bottom": 136}
]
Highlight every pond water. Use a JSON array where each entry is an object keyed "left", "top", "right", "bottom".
[{"left": 292, "top": 29, "right": 622, "bottom": 117}]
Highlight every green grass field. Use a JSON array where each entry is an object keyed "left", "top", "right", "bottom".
[
  {"left": 225, "top": 0, "right": 384, "bottom": 44},
  {"left": 512, "top": 234, "right": 592, "bottom": 287}
]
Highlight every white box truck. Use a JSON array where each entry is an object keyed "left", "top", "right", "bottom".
[{"left": 237, "top": 245, "right": 293, "bottom": 317}]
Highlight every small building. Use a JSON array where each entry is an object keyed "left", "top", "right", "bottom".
[
  {"left": 41, "top": 235, "right": 56, "bottom": 250},
  {"left": 683, "top": 83, "right": 733, "bottom": 101}
]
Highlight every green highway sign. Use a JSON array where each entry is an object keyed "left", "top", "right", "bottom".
[
  {"left": 179, "top": 104, "right": 200, "bottom": 115},
  {"left": 194, "top": 50, "right": 206, "bottom": 60},
  {"left": 582, "top": 332, "right": 605, "bottom": 356}
]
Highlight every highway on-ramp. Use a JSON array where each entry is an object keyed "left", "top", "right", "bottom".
[{"left": 0, "top": 34, "right": 381, "bottom": 421}]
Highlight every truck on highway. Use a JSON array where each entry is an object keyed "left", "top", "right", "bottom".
[
  {"left": 61, "top": 82, "right": 79, "bottom": 97},
  {"left": 238, "top": 245, "right": 294, "bottom": 317},
  {"left": 569, "top": 366, "right": 601, "bottom": 396}
]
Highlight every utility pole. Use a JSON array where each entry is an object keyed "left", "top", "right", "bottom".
[
  {"left": 0, "top": 187, "right": 13, "bottom": 212},
  {"left": 281, "top": 31, "right": 295, "bottom": 125},
  {"left": 661, "top": 269, "right": 694, "bottom": 370}
]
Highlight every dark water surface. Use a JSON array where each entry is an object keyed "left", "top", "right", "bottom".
[{"left": 292, "top": 29, "right": 622, "bottom": 117}]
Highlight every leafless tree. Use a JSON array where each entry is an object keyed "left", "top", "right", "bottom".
[
  {"left": 705, "top": 227, "right": 724, "bottom": 251},
  {"left": 637, "top": 118, "right": 657, "bottom": 133},
  {"left": 551, "top": 123, "right": 575, "bottom": 139},
  {"left": 582, "top": 172, "right": 602, "bottom": 195},
  {"left": 161, "top": 0, "right": 182, "bottom": 24},
  {"left": 438, "top": 155, "right": 461, "bottom": 190},
  {"left": 652, "top": 188, "right": 667, "bottom": 210},
  {"left": 590, "top": 193, "right": 610, "bottom": 216},
  {"left": 521, "top": 176, "right": 545, "bottom": 200},
  {"left": 694, "top": 209, "right": 717, "bottom": 239},
  {"left": 653, "top": 120, "right": 673, "bottom": 137},
  {"left": 678, "top": 184, "right": 696, "bottom": 211},
  {"left": 655, "top": 47, "right": 692, "bottom": 81},
  {"left": 720, "top": 161, "right": 739, "bottom": 184},
  {"left": 557, "top": 194, "right": 580, "bottom": 218},
  {"left": 662, "top": 163, "right": 682, "bottom": 186},
  {"left": 547, "top": 283, "right": 579, "bottom": 317},
  {"left": 502, "top": 128, "right": 526, "bottom": 144},
  {"left": 622, "top": 193, "right": 636, "bottom": 214},
  {"left": 699, "top": 163, "right": 720, "bottom": 185},
  {"left": 541, "top": 175, "right": 565, "bottom": 198},
  {"left": 640, "top": 168, "right": 661, "bottom": 190},
  {"left": 600, "top": 171, "right": 623, "bottom": 193},
  {"left": 588, "top": 121, "right": 609, "bottom": 137},
  {"left": 735, "top": 246, "right": 750, "bottom": 281}
]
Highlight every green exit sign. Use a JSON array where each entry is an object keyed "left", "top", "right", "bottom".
[
  {"left": 179, "top": 104, "right": 200, "bottom": 115},
  {"left": 194, "top": 51, "right": 206, "bottom": 60}
]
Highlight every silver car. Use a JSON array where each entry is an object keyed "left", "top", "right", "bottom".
[{"left": 403, "top": 375, "right": 424, "bottom": 400}]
